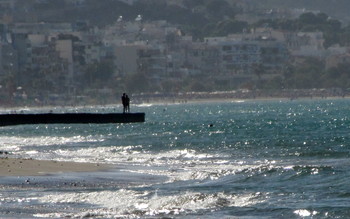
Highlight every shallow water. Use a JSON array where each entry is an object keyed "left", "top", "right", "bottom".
[{"left": 1, "top": 99, "right": 350, "bottom": 218}]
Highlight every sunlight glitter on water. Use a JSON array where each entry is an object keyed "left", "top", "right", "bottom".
[
  {"left": 2, "top": 100, "right": 350, "bottom": 218},
  {"left": 36, "top": 190, "right": 264, "bottom": 218}
]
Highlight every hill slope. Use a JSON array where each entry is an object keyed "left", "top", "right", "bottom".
[{"left": 238, "top": 0, "right": 350, "bottom": 22}]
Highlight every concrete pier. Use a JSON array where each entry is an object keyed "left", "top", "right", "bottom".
[{"left": 0, "top": 112, "right": 145, "bottom": 126}]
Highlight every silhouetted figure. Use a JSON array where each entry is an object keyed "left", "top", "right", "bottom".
[
  {"left": 121, "top": 93, "right": 127, "bottom": 113},
  {"left": 126, "top": 95, "right": 130, "bottom": 113}
]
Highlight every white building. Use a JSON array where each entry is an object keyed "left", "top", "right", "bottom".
[
  {"left": 115, "top": 44, "right": 146, "bottom": 76},
  {"left": 55, "top": 39, "right": 74, "bottom": 78}
]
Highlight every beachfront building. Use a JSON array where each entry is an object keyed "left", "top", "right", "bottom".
[
  {"left": 12, "top": 23, "right": 73, "bottom": 35},
  {"left": 217, "top": 40, "right": 261, "bottom": 86},
  {"left": 0, "top": 42, "right": 17, "bottom": 79},
  {"left": 259, "top": 40, "right": 289, "bottom": 74},
  {"left": 287, "top": 32, "right": 326, "bottom": 57},
  {"left": 325, "top": 52, "right": 350, "bottom": 70},
  {"left": 201, "top": 36, "right": 289, "bottom": 86},
  {"left": 10, "top": 22, "right": 74, "bottom": 79},
  {"left": 114, "top": 42, "right": 169, "bottom": 80},
  {"left": 137, "top": 45, "right": 167, "bottom": 81},
  {"left": 28, "top": 37, "right": 70, "bottom": 97},
  {"left": 220, "top": 40, "right": 261, "bottom": 74},
  {"left": 114, "top": 43, "right": 145, "bottom": 77},
  {"left": 4, "top": 31, "right": 76, "bottom": 102}
]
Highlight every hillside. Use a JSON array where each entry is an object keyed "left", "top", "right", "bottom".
[{"left": 239, "top": 0, "right": 350, "bottom": 22}]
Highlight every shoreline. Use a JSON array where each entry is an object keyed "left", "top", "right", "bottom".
[
  {"left": 0, "top": 89, "right": 349, "bottom": 111},
  {"left": 132, "top": 88, "right": 350, "bottom": 106},
  {"left": 143, "top": 95, "right": 350, "bottom": 106},
  {"left": 0, "top": 95, "right": 348, "bottom": 115},
  {"left": 1, "top": 88, "right": 348, "bottom": 109},
  {"left": 0, "top": 157, "right": 111, "bottom": 177}
]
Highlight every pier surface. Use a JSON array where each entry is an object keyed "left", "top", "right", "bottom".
[{"left": 0, "top": 112, "right": 145, "bottom": 126}]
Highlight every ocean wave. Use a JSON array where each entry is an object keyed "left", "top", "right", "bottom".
[{"left": 36, "top": 190, "right": 262, "bottom": 218}]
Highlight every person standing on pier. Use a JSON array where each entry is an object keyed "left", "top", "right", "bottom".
[
  {"left": 126, "top": 94, "right": 130, "bottom": 113},
  {"left": 121, "top": 93, "right": 127, "bottom": 113}
]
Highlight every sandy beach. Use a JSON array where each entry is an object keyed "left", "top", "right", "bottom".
[{"left": 0, "top": 157, "right": 110, "bottom": 176}]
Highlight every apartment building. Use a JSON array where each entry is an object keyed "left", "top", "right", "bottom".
[
  {"left": 0, "top": 0, "right": 15, "bottom": 9},
  {"left": 200, "top": 36, "right": 289, "bottom": 86},
  {"left": 114, "top": 44, "right": 145, "bottom": 77},
  {"left": 219, "top": 40, "right": 261, "bottom": 74},
  {"left": 0, "top": 42, "right": 17, "bottom": 79},
  {"left": 138, "top": 45, "right": 167, "bottom": 81}
]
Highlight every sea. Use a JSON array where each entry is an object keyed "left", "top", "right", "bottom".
[{"left": 0, "top": 98, "right": 350, "bottom": 218}]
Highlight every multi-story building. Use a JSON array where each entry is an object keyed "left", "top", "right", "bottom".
[
  {"left": 11, "top": 33, "right": 30, "bottom": 74},
  {"left": 55, "top": 39, "right": 74, "bottom": 81},
  {"left": 0, "top": 42, "right": 17, "bottom": 79},
  {"left": 12, "top": 23, "right": 73, "bottom": 35},
  {"left": 286, "top": 32, "right": 326, "bottom": 57},
  {"left": 259, "top": 40, "right": 289, "bottom": 73},
  {"left": 326, "top": 52, "right": 350, "bottom": 70},
  {"left": 219, "top": 40, "right": 261, "bottom": 74},
  {"left": 137, "top": 45, "right": 167, "bottom": 81},
  {"left": 185, "top": 42, "right": 220, "bottom": 77},
  {"left": 29, "top": 39, "right": 69, "bottom": 95},
  {"left": 0, "top": 13, "right": 336, "bottom": 103},
  {"left": 114, "top": 43, "right": 145, "bottom": 77},
  {"left": 201, "top": 36, "right": 289, "bottom": 86}
]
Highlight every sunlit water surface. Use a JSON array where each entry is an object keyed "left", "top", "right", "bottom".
[{"left": 1, "top": 99, "right": 350, "bottom": 218}]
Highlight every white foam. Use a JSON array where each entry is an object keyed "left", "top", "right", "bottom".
[
  {"left": 0, "top": 135, "right": 105, "bottom": 160},
  {"left": 47, "top": 146, "right": 255, "bottom": 183},
  {"left": 0, "top": 135, "right": 98, "bottom": 148},
  {"left": 294, "top": 209, "right": 318, "bottom": 217},
  {"left": 37, "top": 190, "right": 263, "bottom": 217}
]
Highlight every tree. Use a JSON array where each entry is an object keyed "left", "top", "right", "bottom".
[
  {"left": 285, "top": 58, "right": 325, "bottom": 89},
  {"left": 189, "top": 81, "right": 207, "bottom": 92},
  {"left": 206, "top": 0, "right": 234, "bottom": 20},
  {"left": 183, "top": 0, "right": 205, "bottom": 8},
  {"left": 123, "top": 72, "right": 150, "bottom": 93},
  {"left": 323, "top": 63, "right": 350, "bottom": 88},
  {"left": 252, "top": 63, "right": 266, "bottom": 88},
  {"left": 84, "top": 60, "right": 114, "bottom": 87},
  {"left": 212, "top": 19, "right": 248, "bottom": 36}
]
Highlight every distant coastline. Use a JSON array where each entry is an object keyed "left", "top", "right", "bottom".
[
  {"left": 1, "top": 88, "right": 348, "bottom": 108},
  {"left": 133, "top": 88, "right": 349, "bottom": 105}
]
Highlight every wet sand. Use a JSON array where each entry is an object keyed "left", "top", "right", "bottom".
[{"left": 0, "top": 157, "right": 110, "bottom": 176}]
